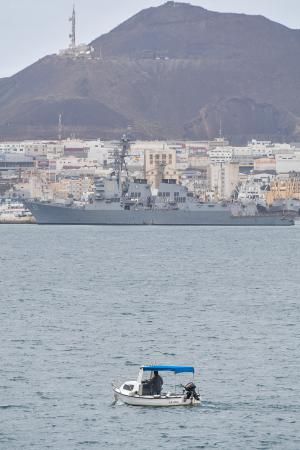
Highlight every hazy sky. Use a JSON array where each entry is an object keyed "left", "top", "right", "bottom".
[{"left": 0, "top": 0, "right": 299, "bottom": 78}]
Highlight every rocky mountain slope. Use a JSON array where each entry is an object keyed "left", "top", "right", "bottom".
[{"left": 1, "top": 1, "right": 300, "bottom": 142}]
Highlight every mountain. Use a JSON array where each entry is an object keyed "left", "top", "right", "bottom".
[{"left": 1, "top": 1, "right": 300, "bottom": 142}]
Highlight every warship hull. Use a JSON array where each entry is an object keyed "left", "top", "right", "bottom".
[{"left": 26, "top": 202, "right": 294, "bottom": 226}]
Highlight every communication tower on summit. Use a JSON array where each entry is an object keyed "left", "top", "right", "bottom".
[
  {"left": 58, "top": 5, "right": 94, "bottom": 59},
  {"left": 69, "top": 5, "right": 76, "bottom": 49}
]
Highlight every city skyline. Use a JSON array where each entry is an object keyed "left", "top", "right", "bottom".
[{"left": 0, "top": 0, "right": 300, "bottom": 78}]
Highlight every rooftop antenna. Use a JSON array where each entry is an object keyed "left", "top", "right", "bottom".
[
  {"left": 58, "top": 113, "right": 63, "bottom": 141},
  {"left": 69, "top": 4, "right": 76, "bottom": 49},
  {"left": 219, "top": 117, "right": 223, "bottom": 138}
]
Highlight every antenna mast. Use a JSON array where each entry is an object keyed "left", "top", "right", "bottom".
[
  {"left": 58, "top": 113, "right": 63, "bottom": 141},
  {"left": 219, "top": 118, "right": 223, "bottom": 138},
  {"left": 114, "top": 135, "right": 130, "bottom": 194},
  {"left": 69, "top": 5, "right": 76, "bottom": 49},
  {"left": 119, "top": 134, "right": 130, "bottom": 174}
]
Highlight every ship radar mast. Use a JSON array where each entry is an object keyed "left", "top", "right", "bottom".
[
  {"left": 113, "top": 134, "right": 131, "bottom": 195},
  {"left": 120, "top": 134, "right": 130, "bottom": 173}
]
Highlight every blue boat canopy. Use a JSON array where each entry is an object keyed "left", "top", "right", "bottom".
[{"left": 142, "top": 365, "right": 194, "bottom": 374}]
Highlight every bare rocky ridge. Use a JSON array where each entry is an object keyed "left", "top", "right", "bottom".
[{"left": 1, "top": 1, "right": 300, "bottom": 142}]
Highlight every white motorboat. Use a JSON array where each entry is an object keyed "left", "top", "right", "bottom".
[
  {"left": 0, "top": 199, "right": 34, "bottom": 223},
  {"left": 112, "top": 365, "right": 201, "bottom": 407}
]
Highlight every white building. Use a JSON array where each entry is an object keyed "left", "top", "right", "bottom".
[
  {"left": 254, "top": 157, "right": 276, "bottom": 172},
  {"left": 275, "top": 152, "right": 300, "bottom": 174},
  {"left": 209, "top": 141, "right": 296, "bottom": 166},
  {"left": 87, "top": 140, "right": 114, "bottom": 167},
  {"left": 208, "top": 163, "right": 239, "bottom": 200},
  {"left": 208, "top": 147, "right": 233, "bottom": 163},
  {"left": 248, "top": 140, "right": 295, "bottom": 156},
  {"left": 0, "top": 141, "right": 48, "bottom": 156}
]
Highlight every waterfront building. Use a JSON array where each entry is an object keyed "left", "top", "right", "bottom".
[
  {"left": 51, "top": 176, "right": 94, "bottom": 201},
  {"left": 208, "top": 137, "right": 230, "bottom": 150},
  {"left": 254, "top": 157, "right": 276, "bottom": 172},
  {"left": 48, "top": 156, "right": 99, "bottom": 178},
  {"left": 0, "top": 154, "right": 35, "bottom": 173},
  {"left": 208, "top": 147, "right": 233, "bottom": 164},
  {"left": 181, "top": 168, "right": 209, "bottom": 200},
  {"left": 275, "top": 152, "right": 300, "bottom": 174},
  {"left": 188, "top": 154, "right": 209, "bottom": 170},
  {"left": 46, "top": 142, "right": 65, "bottom": 159},
  {"left": 144, "top": 148, "right": 178, "bottom": 188},
  {"left": 265, "top": 174, "right": 300, "bottom": 203},
  {"left": 1, "top": 136, "right": 299, "bottom": 201},
  {"left": 208, "top": 163, "right": 239, "bottom": 200},
  {"left": 0, "top": 141, "right": 49, "bottom": 157},
  {"left": 248, "top": 140, "right": 295, "bottom": 156},
  {"left": 63, "top": 139, "right": 89, "bottom": 158}
]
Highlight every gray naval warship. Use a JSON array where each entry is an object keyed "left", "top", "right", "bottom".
[{"left": 25, "top": 137, "right": 294, "bottom": 226}]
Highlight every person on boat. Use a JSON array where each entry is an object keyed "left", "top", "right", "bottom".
[
  {"left": 142, "top": 370, "right": 164, "bottom": 395},
  {"left": 150, "top": 370, "right": 163, "bottom": 395}
]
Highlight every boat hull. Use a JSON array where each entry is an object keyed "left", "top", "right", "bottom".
[
  {"left": 113, "top": 388, "right": 201, "bottom": 407},
  {"left": 25, "top": 201, "right": 294, "bottom": 226}
]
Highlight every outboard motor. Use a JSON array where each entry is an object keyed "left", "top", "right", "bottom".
[{"left": 184, "top": 382, "right": 200, "bottom": 401}]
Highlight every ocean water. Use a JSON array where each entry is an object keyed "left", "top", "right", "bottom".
[{"left": 0, "top": 225, "right": 299, "bottom": 450}]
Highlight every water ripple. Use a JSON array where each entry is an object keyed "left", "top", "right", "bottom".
[{"left": 0, "top": 225, "right": 299, "bottom": 449}]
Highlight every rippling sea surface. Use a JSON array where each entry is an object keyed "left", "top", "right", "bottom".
[{"left": 1, "top": 225, "right": 300, "bottom": 449}]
